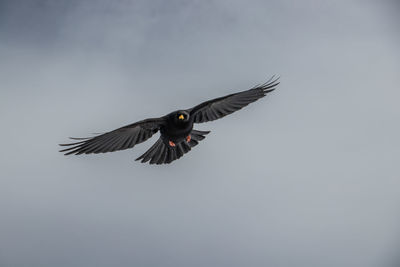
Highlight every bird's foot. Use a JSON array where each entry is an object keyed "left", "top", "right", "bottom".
[
  {"left": 186, "top": 135, "right": 191, "bottom": 143},
  {"left": 169, "top": 140, "right": 176, "bottom": 147}
]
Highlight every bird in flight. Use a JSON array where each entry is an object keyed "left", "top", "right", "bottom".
[{"left": 59, "top": 76, "right": 279, "bottom": 164}]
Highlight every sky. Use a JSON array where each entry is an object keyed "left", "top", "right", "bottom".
[{"left": 0, "top": 0, "right": 399, "bottom": 266}]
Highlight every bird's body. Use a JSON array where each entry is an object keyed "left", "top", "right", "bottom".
[
  {"left": 160, "top": 111, "right": 193, "bottom": 144},
  {"left": 60, "top": 76, "right": 279, "bottom": 164}
]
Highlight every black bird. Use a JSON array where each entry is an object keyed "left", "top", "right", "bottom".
[{"left": 59, "top": 76, "right": 279, "bottom": 164}]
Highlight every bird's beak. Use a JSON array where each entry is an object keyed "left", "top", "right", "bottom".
[{"left": 179, "top": 115, "right": 184, "bottom": 120}]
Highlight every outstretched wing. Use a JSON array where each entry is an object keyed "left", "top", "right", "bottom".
[
  {"left": 59, "top": 118, "right": 166, "bottom": 155},
  {"left": 189, "top": 76, "right": 279, "bottom": 123}
]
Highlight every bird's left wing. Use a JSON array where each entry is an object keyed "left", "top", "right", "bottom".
[
  {"left": 59, "top": 118, "right": 166, "bottom": 155},
  {"left": 189, "top": 76, "right": 279, "bottom": 123}
]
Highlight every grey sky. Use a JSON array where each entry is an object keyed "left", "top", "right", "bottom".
[{"left": 0, "top": 0, "right": 399, "bottom": 266}]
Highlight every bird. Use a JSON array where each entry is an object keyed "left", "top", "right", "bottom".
[{"left": 59, "top": 76, "right": 279, "bottom": 164}]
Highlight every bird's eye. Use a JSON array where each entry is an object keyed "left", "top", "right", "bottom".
[{"left": 178, "top": 114, "right": 185, "bottom": 120}]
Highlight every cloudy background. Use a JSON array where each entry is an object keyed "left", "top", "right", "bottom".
[{"left": 0, "top": 0, "right": 399, "bottom": 266}]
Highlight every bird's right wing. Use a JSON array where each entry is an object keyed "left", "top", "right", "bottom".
[
  {"left": 189, "top": 76, "right": 279, "bottom": 123},
  {"left": 59, "top": 118, "right": 166, "bottom": 155}
]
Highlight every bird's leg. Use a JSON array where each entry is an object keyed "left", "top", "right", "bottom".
[
  {"left": 169, "top": 140, "right": 176, "bottom": 147},
  {"left": 186, "top": 135, "right": 191, "bottom": 142}
]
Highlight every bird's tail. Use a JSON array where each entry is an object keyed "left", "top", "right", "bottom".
[{"left": 136, "top": 130, "right": 210, "bottom": 164}]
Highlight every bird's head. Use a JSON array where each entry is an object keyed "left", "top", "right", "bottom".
[{"left": 174, "top": 110, "right": 190, "bottom": 123}]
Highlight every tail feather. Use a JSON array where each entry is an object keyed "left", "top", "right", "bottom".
[
  {"left": 136, "top": 129, "right": 210, "bottom": 164},
  {"left": 150, "top": 144, "right": 165, "bottom": 164}
]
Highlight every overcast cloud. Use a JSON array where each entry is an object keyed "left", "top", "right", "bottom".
[{"left": 0, "top": 1, "right": 399, "bottom": 266}]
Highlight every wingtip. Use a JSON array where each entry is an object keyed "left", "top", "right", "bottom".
[
  {"left": 68, "top": 137, "right": 91, "bottom": 140},
  {"left": 261, "top": 75, "right": 280, "bottom": 93},
  {"left": 59, "top": 141, "right": 85, "bottom": 147}
]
